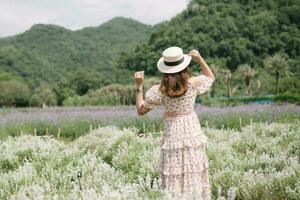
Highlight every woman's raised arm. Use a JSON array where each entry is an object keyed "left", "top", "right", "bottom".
[
  {"left": 188, "top": 49, "right": 215, "bottom": 79},
  {"left": 134, "top": 71, "right": 151, "bottom": 115}
]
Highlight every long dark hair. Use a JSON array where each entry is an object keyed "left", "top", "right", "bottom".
[{"left": 159, "top": 67, "right": 191, "bottom": 98}]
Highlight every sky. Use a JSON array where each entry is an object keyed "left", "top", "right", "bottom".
[{"left": 0, "top": 0, "right": 189, "bottom": 37}]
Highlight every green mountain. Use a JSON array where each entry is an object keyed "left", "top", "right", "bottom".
[
  {"left": 119, "top": 0, "right": 300, "bottom": 75},
  {"left": 0, "top": 1, "right": 299, "bottom": 108},
  {"left": 0, "top": 17, "right": 154, "bottom": 85}
]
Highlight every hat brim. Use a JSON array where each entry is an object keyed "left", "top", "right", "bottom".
[{"left": 157, "top": 54, "right": 192, "bottom": 74}]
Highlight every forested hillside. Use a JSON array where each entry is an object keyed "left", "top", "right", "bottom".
[
  {"left": 119, "top": 0, "right": 300, "bottom": 75},
  {"left": 0, "top": 17, "right": 153, "bottom": 86},
  {"left": 0, "top": 0, "right": 299, "bottom": 107}
]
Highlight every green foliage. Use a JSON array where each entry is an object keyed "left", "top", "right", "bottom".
[
  {"left": 120, "top": 0, "right": 300, "bottom": 74},
  {"left": 64, "top": 84, "right": 136, "bottom": 106},
  {"left": 264, "top": 53, "right": 291, "bottom": 94},
  {"left": 264, "top": 53, "right": 290, "bottom": 74},
  {"left": 63, "top": 78, "right": 161, "bottom": 107},
  {"left": 278, "top": 74, "right": 300, "bottom": 94},
  {"left": 0, "top": 17, "right": 153, "bottom": 86},
  {"left": 0, "top": 72, "right": 19, "bottom": 82},
  {"left": 1, "top": 3, "right": 299, "bottom": 107},
  {"left": 0, "top": 80, "right": 31, "bottom": 107},
  {"left": 53, "top": 78, "right": 77, "bottom": 105},
  {"left": 69, "top": 67, "right": 110, "bottom": 95},
  {"left": 0, "top": 158, "right": 19, "bottom": 173},
  {"left": 29, "top": 85, "right": 57, "bottom": 107},
  {"left": 200, "top": 95, "right": 275, "bottom": 106},
  {"left": 274, "top": 91, "right": 300, "bottom": 105}
]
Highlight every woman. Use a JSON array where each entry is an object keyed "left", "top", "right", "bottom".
[{"left": 134, "top": 47, "right": 215, "bottom": 199}]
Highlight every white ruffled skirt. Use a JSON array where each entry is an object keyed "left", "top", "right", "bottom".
[{"left": 158, "top": 112, "right": 211, "bottom": 199}]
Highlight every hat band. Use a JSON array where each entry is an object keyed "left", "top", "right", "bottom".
[{"left": 164, "top": 57, "right": 184, "bottom": 66}]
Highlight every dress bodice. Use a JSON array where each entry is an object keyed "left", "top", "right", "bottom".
[
  {"left": 161, "top": 84, "right": 198, "bottom": 113},
  {"left": 142, "top": 74, "right": 215, "bottom": 113}
]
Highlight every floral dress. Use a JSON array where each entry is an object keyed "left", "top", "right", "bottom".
[{"left": 142, "top": 74, "right": 215, "bottom": 199}]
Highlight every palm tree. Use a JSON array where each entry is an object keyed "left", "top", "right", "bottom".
[
  {"left": 237, "top": 64, "right": 256, "bottom": 96},
  {"left": 264, "top": 53, "right": 289, "bottom": 95},
  {"left": 209, "top": 64, "right": 219, "bottom": 97},
  {"left": 224, "top": 69, "right": 232, "bottom": 97},
  {"left": 215, "top": 68, "right": 232, "bottom": 97}
]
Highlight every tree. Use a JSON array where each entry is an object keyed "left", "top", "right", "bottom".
[
  {"left": 236, "top": 64, "right": 256, "bottom": 96},
  {"left": 264, "top": 53, "right": 289, "bottom": 94},
  {"left": 53, "top": 78, "right": 77, "bottom": 105},
  {"left": 70, "top": 68, "right": 109, "bottom": 95},
  {"left": 221, "top": 69, "right": 232, "bottom": 97},
  {"left": 207, "top": 64, "right": 219, "bottom": 97},
  {"left": 0, "top": 72, "right": 16, "bottom": 82},
  {"left": 0, "top": 80, "right": 31, "bottom": 107},
  {"left": 29, "top": 85, "right": 57, "bottom": 107}
]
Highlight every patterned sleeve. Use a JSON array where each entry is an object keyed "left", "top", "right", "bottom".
[
  {"left": 193, "top": 74, "right": 215, "bottom": 95},
  {"left": 142, "top": 85, "right": 162, "bottom": 109}
]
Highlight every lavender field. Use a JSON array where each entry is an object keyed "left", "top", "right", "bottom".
[
  {"left": 1, "top": 103, "right": 300, "bottom": 123},
  {"left": 0, "top": 103, "right": 299, "bottom": 140}
]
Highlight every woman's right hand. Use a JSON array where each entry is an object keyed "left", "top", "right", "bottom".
[
  {"left": 134, "top": 71, "right": 144, "bottom": 88},
  {"left": 188, "top": 49, "right": 203, "bottom": 63}
]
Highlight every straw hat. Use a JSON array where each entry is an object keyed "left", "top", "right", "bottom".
[{"left": 157, "top": 46, "right": 191, "bottom": 74}]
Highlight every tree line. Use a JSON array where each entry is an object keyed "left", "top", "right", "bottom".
[{"left": 0, "top": 0, "right": 299, "bottom": 107}]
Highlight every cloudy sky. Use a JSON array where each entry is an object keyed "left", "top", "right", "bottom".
[{"left": 0, "top": 0, "right": 189, "bottom": 37}]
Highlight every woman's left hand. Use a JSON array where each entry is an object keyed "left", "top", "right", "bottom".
[
  {"left": 134, "top": 71, "right": 144, "bottom": 88},
  {"left": 188, "top": 49, "right": 203, "bottom": 63}
]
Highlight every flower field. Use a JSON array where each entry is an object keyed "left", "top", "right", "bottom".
[
  {"left": 0, "top": 119, "right": 299, "bottom": 199},
  {"left": 0, "top": 104, "right": 299, "bottom": 199}
]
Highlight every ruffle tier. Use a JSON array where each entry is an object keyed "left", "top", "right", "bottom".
[
  {"left": 161, "top": 111, "right": 208, "bottom": 150},
  {"left": 160, "top": 132, "right": 208, "bottom": 150},
  {"left": 158, "top": 143, "right": 211, "bottom": 197},
  {"left": 159, "top": 142, "right": 208, "bottom": 175},
  {"left": 159, "top": 171, "right": 211, "bottom": 198}
]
